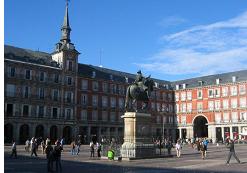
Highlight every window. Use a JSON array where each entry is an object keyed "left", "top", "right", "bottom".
[
  {"left": 181, "top": 92, "right": 186, "bottom": 101},
  {"left": 222, "top": 87, "right": 228, "bottom": 97},
  {"left": 240, "top": 97, "right": 246, "bottom": 108},
  {"left": 240, "top": 112, "right": 247, "bottom": 121},
  {"left": 102, "top": 96, "right": 108, "bottom": 107},
  {"left": 25, "top": 69, "right": 31, "bottom": 80},
  {"left": 161, "top": 103, "right": 166, "bottom": 112},
  {"left": 66, "top": 109, "right": 72, "bottom": 120},
  {"left": 181, "top": 103, "right": 186, "bottom": 113},
  {"left": 102, "top": 111, "right": 108, "bottom": 121},
  {"left": 239, "top": 85, "right": 246, "bottom": 95},
  {"left": 52, "top": 108, "right": 58, "bottom": 118},
  {"left": 39, "top": 72, "right": 45, "bottom": 81},
  {"left": 119, "top": 85, "right": 125, "bottom": 95},
  {"left": 215, "top": 88, "right": 220, "bottom": 97},
  {"left": 181, "top": 116, "right": 186, "bottom": 125},
  {"left": 168, "top": 93, "right": 173, "bottom": 100},
  {"left": 66, "top": 92, "right": 72, "bottom": 103},
  {"left": 102, "top": 83, "right": 108, "bottom": 93},
  {"left": 198, "top": 81, "right": 203, "bottom": 86},
  {"left": 182, "top": 83, "right": 186, "bottom": 89},
  {"left": 231, "top": 98, "right": 237, "bottom": 108},
  {"left": 92, "top": 71, "right": 96, "bottom": 78},
  {"left": 223, "top": 99, "right": 229, "bottom": 109},
  {"left": 110, "top": 84, "right": 117, "bottom": 94},
  {"left": 23, "top": 86, "right": 30, "bottom": 98},
  {"left": 215, "top": 100, "right": 221, "bottom": 110},
  {"left": 156, "top": 91, "right": 160, "bottom": 100},
  {"left": 231, "top": 86, "right": 237, "bottom": 96},
  {"left": 187, "top": 103, "right": 192, "bottom": 112},
  {"left": 110, "top": 74, "right": 113, "bottom": 80},
  {"left": 232, "top": 112, "right": 238, "bottom": 123},
  {"left": 175, "top": 93, "right": 179, "bottom": 101},
  {"left": 176, "top": 104, "right": 179, "bottom": 113},
  {"left": 223, "top": 112, "right": 229, "bottom": 122},
  {"left": 176, "top": 116, "right": 179, "bottom": 123},
  {"left": 54, "top": 74, "right": 59, "bottom": 83},
  {"left": 6, "top": 104, "right": 13, "bottom": 117},
  {"left": 151, "top": 102, "right": 155, "bottom": 110},
  {"left": 38, "top": 106, "right": 44, "bottom": 118},
  {"left": 187, "top": 91, "right": 192, "bottom": 100},
  {"left": 81, "top": 80, "right": 88, "bottom": 90},
  {"left": 156, "top": 103, "right": 160, "bottom": 112},
  {"left": 208, "top": 89, "right": 214, "bottom": 98},
  {"left": 110, "top": 97, "right": 116, "bottom": 108},
  {"left": 197, "top": 90, "right": 203, "bottom": 99},
  {"left": 8, "top": 67, "right": 15, "bottom": 77},
  {"left": 92, "top": 95, "right": 98, "bottom": 107},
  {"left": 208, "top": 101, "right": 214, "bottom": 111},
  {"left": 156, "top": 116, "right": 161, "bottom": 123},
  {"left": 92, "top": 81, "right": 99, "bottom": 91},
  {"left": 92, "top": 110, "right": 98, "bottom": 121},
  {"left": 23, "top": 105, "right": 29, "bottom": 117},
  {"left": 53, "top": 89, "right": 59, "bottom": 101},
  {"left": 68, "top": 61, "right": 73, "bottom": 71},
  {"left": 176, "top": 85, "right": 179, "bottom": 90},
  {"left": 216, "top": 78, "right": 220, "bottom": 85},
  {"left": 215, "top": 113, "right": 221, "bottom": 123},
  {"left": 6, "top": 84, "right": 15, "bottom": 97},
  {"left": 232, "top": 76, "right": 236, "bottom": 83},
  {"left": 81, "top": 94, "right": 87, "bottom": 105},
  {"left": 67, "top": 77, "right": 72, "bottom": 85},
  {"left": 197, "top": 102, "right": 203, "bottom": 112},
  {"left": 118, "top": 98, "right": 124, "bottom": 109},
  {"left": 110, "top": 112, "right": 116, "bottom": 122},
  {"left": 39, "top": 88, "right": 45, "bottom": 99},
  {"left": 162, "top": 93, "right": 167, "bottom": 101},
  {"left": 81, "top": 110, "right": 87, "bottom": 120}
]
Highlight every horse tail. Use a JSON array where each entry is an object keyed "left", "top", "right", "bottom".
[{"left": 125, "top": 86, "right": 131, "bottom": 109}]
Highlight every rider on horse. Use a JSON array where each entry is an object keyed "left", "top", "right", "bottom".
[{"left": 134, "top": 70, "right": 147, "bottom": 92}]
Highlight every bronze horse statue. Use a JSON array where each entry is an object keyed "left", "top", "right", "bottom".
[{"left": 125, "top": 76, "right": 154, "bottom": 111}]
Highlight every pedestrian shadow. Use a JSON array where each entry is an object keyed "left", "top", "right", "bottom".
[{"left": 4, "top": 152, "right": 246, "bottom": 173}]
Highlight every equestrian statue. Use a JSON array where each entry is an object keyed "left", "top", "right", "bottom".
[{"left": 125, "top": 70, "right": 154, "bottom": 112}]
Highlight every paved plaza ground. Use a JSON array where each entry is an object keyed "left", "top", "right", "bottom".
[{"left": 4, "top": 143, "right": 247, "bottom": 173}]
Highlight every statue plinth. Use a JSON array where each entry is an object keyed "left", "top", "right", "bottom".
[{"left": 121, "top": 112, "right": 155, "bottom": 159}]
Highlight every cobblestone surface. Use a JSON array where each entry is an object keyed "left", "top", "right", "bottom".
[{"left": 4, "top": 144, "right": 247, "bottom": 173}]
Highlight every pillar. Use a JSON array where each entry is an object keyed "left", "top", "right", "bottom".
[{"left": 230, "top": 125, "right": 233, "bottom": 139}]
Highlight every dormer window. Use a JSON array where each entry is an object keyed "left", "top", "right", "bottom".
[
  {"left": 155, "top": 82, "right": 159, "bottom": 88},
  {"left": 176, "top": 84, "right": 179, "bottom": 90},
  {"left": 216, "top": 78, "right": 220, "bottom": 85},
  {"left": 198, "top": 81, "right": 203, "bottom": 86},
  {"left": 92, "top": 71, "right": 96, "bottom": 78},
  {"left": 232, "top": 76, "right": 236, "bottom": 83},
  {"left": 125, "top": 77, "right": 128, "bottom": 83},
  {"left": 68, "top": 61, "right": 73, "bottom": 71},
  {"left": 110, "top": 74, "right": 113, "bottom": 80},
  {"left": 182, "top": 83, "right": 186, "bottom": 89}
]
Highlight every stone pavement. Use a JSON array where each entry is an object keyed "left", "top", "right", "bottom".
[{"left": 4, "top": 143, "right": 247, "bottom": 173}]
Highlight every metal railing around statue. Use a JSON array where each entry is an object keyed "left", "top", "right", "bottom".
[{"left": 101, "top": 138, "right": 123, "bottom": 158}]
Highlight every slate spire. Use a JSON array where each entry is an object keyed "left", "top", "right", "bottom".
[{"left": 60, "top": 0, "right": 71, "bottom": 43}]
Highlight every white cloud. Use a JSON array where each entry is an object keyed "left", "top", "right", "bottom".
[
  {"left": 158, "top": 16, "right": 187, "bottom": 27},
  {"left": 136, "top": 10, "right": 247, "bottom": 77}
]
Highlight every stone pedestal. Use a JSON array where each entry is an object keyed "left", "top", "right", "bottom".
[{"left": 121, "top": 112, "right": 155, "bottom": 159}]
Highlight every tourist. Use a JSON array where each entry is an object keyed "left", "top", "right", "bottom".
[
  {"left": 96, "top": 142, "right": 101, "bottom": 157},
  {"left": 41, "top": 139, "right": 46, "bottom": 154},
  {"left": 54, "top": 140, "right": 63, "bottom": 172},
  {"left": 71, "top": 141, "right": 76, "bottom": 155},
  {"left": 31, "top": 138, "right": 38, "bottom": 157},
  {"left": 226, "top": 139, "right": 241, "bottom": 165},
  {"left": 90, "top": 141, "right": 95, "bottom": 157},
  {"left": 10, "top": 140, "right": 17, "bottom": 158},
  {"left": 45, "top": 137, "right": 51, "bottom": 146},
  {"left": 203, "top": 138, "right": 209, "bottom": 157},
  {"left": 199, "top": 140, "right": 206, "bottom": 159},
  {"left": 166, "top": 141, "right": 173, "bottom": 156},
  {"left": 45, "top": 141, "right": 54, "bottom": 172},
  {"left": 60, "top": 138, "right": 65, "bottom": 150},
  {"left": 25, "top": 139, "right": 30, "bottom": 152},
  {"left": 175, "top": 140, "right": 182, "bottom": 158}
]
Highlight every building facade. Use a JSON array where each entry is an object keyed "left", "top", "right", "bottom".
[{"left": 4, "top": 3, "right": 247, "bottom": 144}]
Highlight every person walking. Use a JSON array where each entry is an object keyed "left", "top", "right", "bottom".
[
  {"left": 166, "top": 141, "right": 173, "bottom": 156},
  {"left": 41, "top": 140, "right": 46, "bottom": 154},
  {"left": 96, "top": 142, "right": 101, "bottom": 157},
  {"left": 203, "top": 138, "right": 209, "bottom": 157},
  {"left": 31, "top": 138, "right": 38, "bottom": 157},
  {"left": 175, "top": 140, "right": 182, "bottom": 158},
  {"left": 10, "top": 140, "right": 17, "bottom": 158},
  {"left": 45, "top": 141, "right": 54, "bottom": 172},
  {"left": 199, "top": 141, "right": 206, "bottom": 159},
  {"left": 71, "top": 141, "right": 76, "bottom": 155},
  {"left": 90, "top": 141, "right": 95, "bottom": 157},
  {"left": 25, "top": 139, "right": 30, "bottom": 152},
  {"left": 54, "top": 140, "right": 63, "bottom": 172},
  {"left": 226, "top": 139, "right": 241, "bottom": 165}
]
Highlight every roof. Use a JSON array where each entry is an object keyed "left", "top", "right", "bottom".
[
  {"left": 171, "top": 70, "right": 247, "bottom": 89},
  {"left": 4, "top": 45, "right": 60, "bottom": 68}
]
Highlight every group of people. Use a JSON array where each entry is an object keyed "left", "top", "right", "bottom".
[
  {"left": 70, "top": 139, "right": 81, "bottom": 155},
  {"left": 89, "top": 141, "right": 102, "bottom": 157}
]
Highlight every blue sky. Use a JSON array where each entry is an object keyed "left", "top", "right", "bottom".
[{"left": 4, "top": 0, "right": 247, "bottom": 81}]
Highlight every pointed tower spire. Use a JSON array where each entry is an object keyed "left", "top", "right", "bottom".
[{"left": 61, "top": 0, "right": 71, "bottom": 43}]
